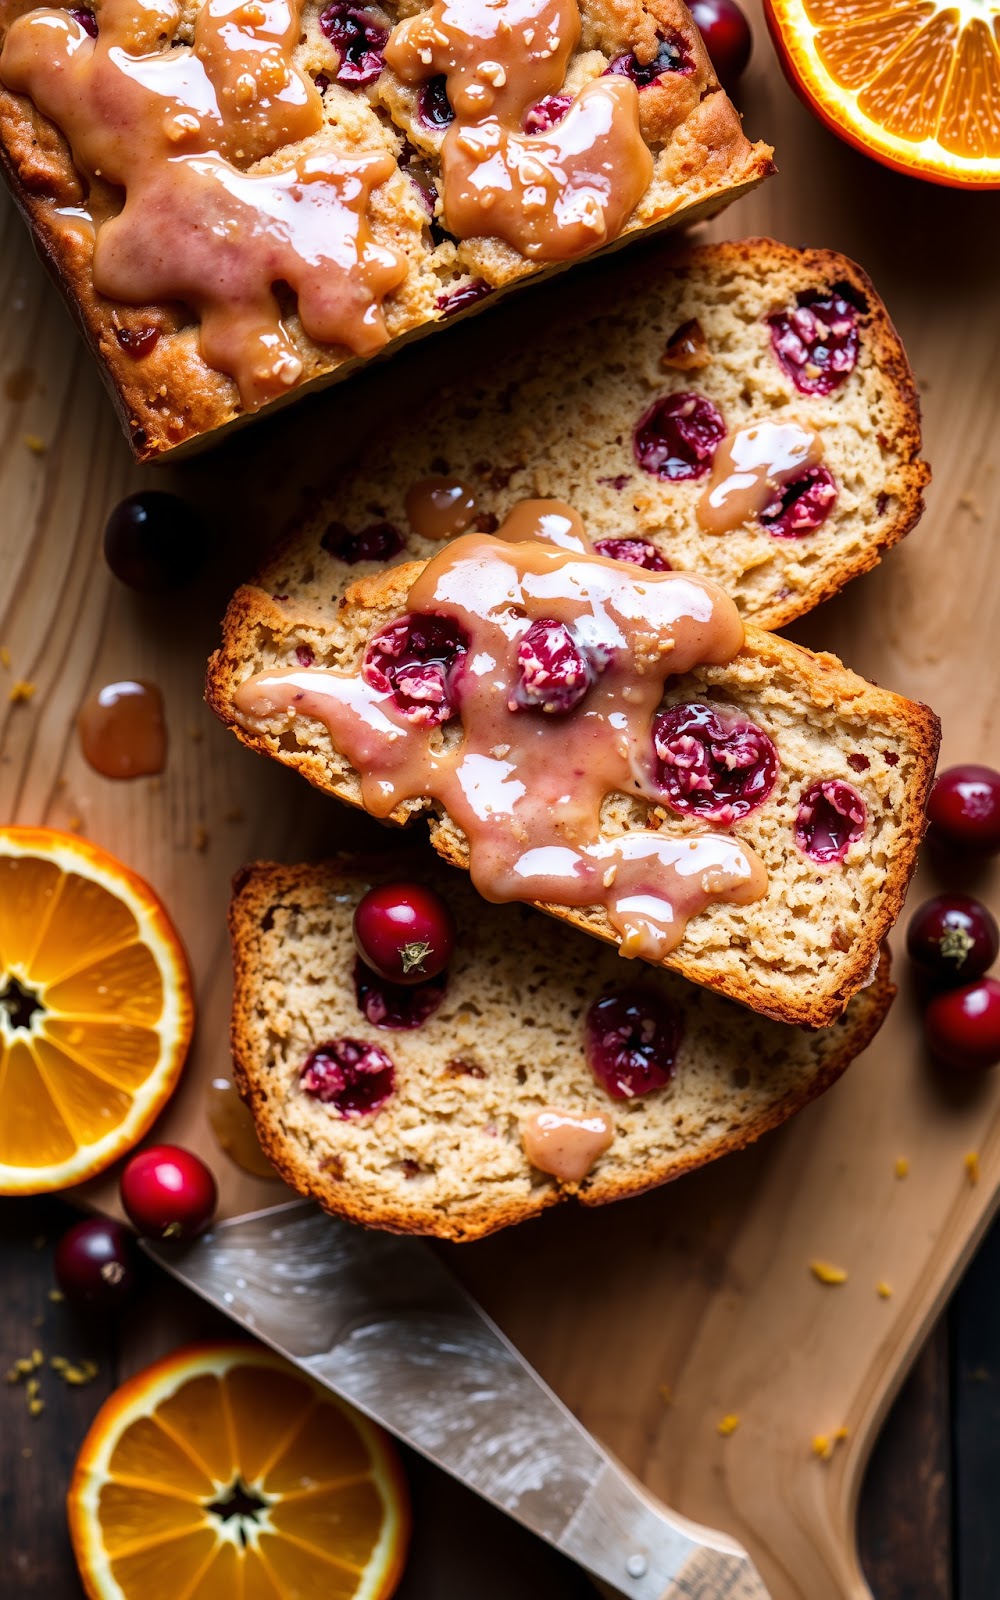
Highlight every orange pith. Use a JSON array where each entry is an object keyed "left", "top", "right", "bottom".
[
  {"left": 0, "top": 827, "right": 193, "bottom": 1193},
  {"left": 765, "top": 0, "right": 1000, "bottom": 187},
  {"left": 68, "top": 1343, "right": 410, "bottom": 1600}
]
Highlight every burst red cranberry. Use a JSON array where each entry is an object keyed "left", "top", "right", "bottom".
[
  {"left": 767, "top": 290, "right": 860, "bottom": 397},
  {"left": 318, "top": 3, "right": 388, "bottom": 86},
  {"left": 652, "top": 702, "right": 778, "bottom": 823},
  {"left": 363, "top": 612, "right": 468, "bottom": 725},
  {"left": 907, "top": 894, "right": 1000, "bottom": 986},
  {"left": 523, "top": 94, "right": 573, "bottom": 133},
  {"left": 593, "top": 537, "right": 670, "bottom": 571},
  {"left": 418, "top": 75, "right": 454, "bottom": 127},
  {"left": 927, "top": 765, "right": 1000, "bottom": 855},
  {"left": 103, "top": 491, "right": 210, "bottom": 592},
  {"left": 354, "top": 958, "right": 446, "bottom": 1027},
  {"left": 68, "top": 6, "right": 98, "bottom": 35},
  {"left": 605, "top": 31, "right": 693, "bottom": 86},
  {"left": 353, "top": 879, "right": 455, "bottom": 983},
  {"left": 112, "top": 319, "right": 160, "bottom": 359},
  {"left": 436, "top": 279, "right": 491, "bottom": 317},
  {"left": 795, "top": 779, "right": 866, "bottom": 863},
  {"left": 54, "top": 1218, "right": 139, "bottom": 1310},
  {"left": 321, "top": 520, "right": 403, "bottom": 563},
  {"left": 510, "top": 619, "right": 597, "bottom": 714},
  {"left": 585, "top": 990, "right": 682, "bottom": 1098},
  {"left": 120, "top": 1145, "right": 217, "bottom": 1242},
  {"left": 687, "top": 0, "right": 752, "bottom": 91},
  {"left": 925, "top": 978, "right": 1000, "bottom": 1071},
  {"left": 759, "top": 465, "right": 837, "bottom": 539},
  {"left": 633, "top": 392, "right": 726, "bottom": 480},
  {"left": 300, "top": 1039, "right": 396, "bottom": 1115}
]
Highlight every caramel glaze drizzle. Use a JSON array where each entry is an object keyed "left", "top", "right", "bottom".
[
  {"left": 234, "top": 522, "right": 768, "bottom": 963},
  {"left": 385, "top": 0, "right": 653, "bottom": 260},
  {"left": 698, "top": 420, "right": 823, "bottom": 535},
  {"left": 0, "top": 0, "right": 407, "bottom": 408}
]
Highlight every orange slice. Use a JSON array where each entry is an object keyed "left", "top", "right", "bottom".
[
  {"left": 0, "top": 827, "right": 193, "bottom": 1193},
  {"left": 68, "top": 1343, "right": 410, "bottom": 1600},
  {"left": 765, "top": 0, "right": 1000, "bottom": 187}
]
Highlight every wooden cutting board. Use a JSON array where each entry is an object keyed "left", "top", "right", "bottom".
[{"left": 2, "top": 5, "right": 999, "bottom": 1592}]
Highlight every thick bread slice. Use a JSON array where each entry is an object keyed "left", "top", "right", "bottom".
[
  {"left": 230, "top": 857, "right": 895, "bottom": 1241},
  {"left": 209, "top": 560, "right": 940, "bottom": 1027},
  {"left": 219, "top": 238, "right": 927, "bottom": 631}
]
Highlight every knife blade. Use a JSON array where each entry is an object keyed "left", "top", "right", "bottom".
[{"left": 146, "top": 1199, "right": 770, "bottom": 1600}]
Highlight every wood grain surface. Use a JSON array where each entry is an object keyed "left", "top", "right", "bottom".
[{"left": 2, "top": 3, "right": 999, "bottom": 1595}]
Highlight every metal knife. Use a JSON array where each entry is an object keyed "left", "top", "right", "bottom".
[{"left": 146, "top": 1199, "right": 771, "bottom": 1600}]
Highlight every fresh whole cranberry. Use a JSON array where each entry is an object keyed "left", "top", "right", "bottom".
[
  {"left": 759, "top": 465, "right": 837, "bottom": 539},
  {"left": 523, "top": 94, "right": 573, "bottom": 134},
  {"left": 652, "top": 702, "right": 779, "bottom": 823},
  {"left": 510, "top": 618, "right": 597, "bottom": 714},
  {"left": 54, "top": 1218, "right": 139, "bottom": 1310},
  {"left": 795, "top": 779, "right": 866, "bottom": 863},
  {"left": 925, "top": 978, "right": 1000, "bottom": 1071},
  {"left": 633, "top": 392, "right": 726, "bottom": 480},
  {"left": 593, "top": 536, "right": 670, "bottom": 571},
  {"left": 585, "top": 989, "right": 682, "bottom": 1098},
  {"left": 907, "top": 894, "right": 1000, "bottom": 985},
  {"left": 120, "top": 1145, "right": 217, "bottom": 1242},
  {"left": 68, "top": 6, "right": 98, "bottom": 36},
  {"left": 103, "top": 491, "right": 210, "bottom": 592},
  {"left": 321, "top": 520, "right": 403, "bottom": 564},
  {"left": 436, "top": 279, "right": 492, "bottom": 317},
  {"left": 318, "top": 3, "right": 388, "bottom": 86},
  {"left": 927, "top": 764, "right": 1000, "bottom": 855},
  {"left": 362, "top": 611, "right": 468, "bottom": 725},
  {"left": 687, "top": 0, "right": 752, "bottom": 91},
  {"left": 767, "top": 289, "right": 861, "bottom": 397},
  {"left": 418, "top": 75, "right": 454, "bottom": 127},
  {"left": 300, "top": 1039, "right": 396, "bottom": 1115},
  {"left": 354, "top": 957, "right": 446, "bottom": 1027},
  {"left": 353, "top": 879, "right": 455, "bottom": 983},
  {"left": 605, "top": 31, "right": 693, "bottom": 87}
]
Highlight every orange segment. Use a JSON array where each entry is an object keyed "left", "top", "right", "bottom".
[
  {"left": 0, "top": 828, "right": 193, "bottom": 1193},
  {"left": 68, "top": 1344, "right": 410, "bottom": 1600}
]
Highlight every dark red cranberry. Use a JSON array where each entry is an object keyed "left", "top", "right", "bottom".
[
  {"left": 585, "top": 989, "right": 682, "bottom": 1098},
  {"left": 54, "top": 1218, "right": 139, "bottom": 1310},
  {"left": 300, "top": 1039, "right": 396, "bottom": 1115},
  {"left": 759, "top": 465, "right": 837, "bottom": 539},
  {"left": 593, "top": 536, "right": 670, "bottom": 571},
  {"left": 523, "top": 94, "right": 573, "bottom": 133},
  {"left": 321, "top": 520, "right": 403, "bottom": 563},
  {"left": 418, "top": 75, "right": 454, "bottom": 127},
  {"left": 795, "top": 779, "right": 866, "bottom": 863},
  {"left": 295, "top": 644, "right": 314, "bottom": 667},
  {"left": 687, "top": 0, "right": 752, "bottom": 91},
  {"left": 767, "top": 290, "right": 860, "bottom": 397},
  {"left": 510, "top": 618, "right": 597, "bottom": 715},
  {"left": 318, "top": 3, "right": 388, "bottom": 86},
  {"left": 353, "top": 879, "right": 455, "bottom": 983},
  {"left": 925, "top": 978, "right": 1000, "bottom": 1071},
  {"left": 652, "top": 702, "right": 779, "bottom": 823},
  {"left": 927, "top": 765, "right": 1000, "bottom": 855},
  {"left": 120, "top": 1145, "right": 217, "bottom": 1241},
  {"left": 436, "top": 279, "right": 492, "bottom": 318},
  {"left": 362, "top": 612, "right": 468, "bottom": 725},
  {"left": 596, "top": 474, "right": 631, "bottom": 490},
  {"left": 633, "top": 392, "right": 725, "bottom": 480},
  {"left": 605, "top": 31, "right": 693, "bottom": 87},
  {"left": 112, "top": 320, "right": 160, "bottom": 359},
  {"left": 103, "top": 491, "right": 210, "bottom": 592},
  {"left": 354, "top": 957, "right": 446, "bottom": 1028},
  {"left": 907, "top": 894, "right": 1000, "bottom": 985},
  {"left": 314, "top": 71, "right": 331, "bottom": 92},
  {"left": 68, "top": 6, "right": 98, "bottom": 36}
]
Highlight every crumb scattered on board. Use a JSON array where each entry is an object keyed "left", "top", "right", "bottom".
[
  {"left": 877, "top": 1281, "right": 893, "bottom": 1299},
  {"left": 811, "top": 1427, "right": 849, "bottom": 1461},
  {"left": 9, "top": 679, "right": 35, "bottom": 704},
  {"left": 895, "top": 1157, "right": 909, "bottom": 1179},
  {"left": 811, "top": 1260, "right": 848, "bottom": 1286},
  {"left": 717, "top": 1414, "right": 740, "bottom": 1437},
  {"left": 965, "top": 1152, "right": 980, "bottom": 1186}
]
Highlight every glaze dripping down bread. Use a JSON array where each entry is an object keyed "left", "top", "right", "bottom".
[
  {"left": 230, "top": 858, "right": 896, "bottom": 1240},
  {"left": 219, "top": 237, "right": 928, "bottom": 631},
  {"left": 0, "top": 0, "right": 772, "bottom": 458},
  {"left": 209, "top": 511, "right": 940, "bottom": 1027}
]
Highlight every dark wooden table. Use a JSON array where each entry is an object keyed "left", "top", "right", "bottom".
[{"left": 3, "top": 1192, "right": 997, "bottom": 1598}]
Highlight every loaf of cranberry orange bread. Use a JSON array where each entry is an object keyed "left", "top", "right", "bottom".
[
  {"left": 218, "top": 237, "right": 927, "bottom": 632},
  {"left": 210, "top": 524, "right": 940, "bottom": 1027},
  {"left": 230, "top": 857, "right": 894, "bottom": 1240},
  {"left": 0, "top": 0, "right": 772, "bottom": 460}
]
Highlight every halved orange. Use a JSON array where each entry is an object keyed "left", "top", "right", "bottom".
[
  {"left": 765, "top": 0, "right": 1000, "bottom": 188},
  {"left": 0, "top": 827, "right": 193, "bottom": 1193},
  {"left": 68, "top": 1343, "right": 411, "bottom": 1600}
]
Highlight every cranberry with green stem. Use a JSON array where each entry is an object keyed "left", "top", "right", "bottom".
[
  {"left": 103, "top": 492, "right": 210, "bottom": 592},
  {"left": 353, "top": 881, "right": 455, "bottom": 985},
  {"left": 925, "top": 978, "right": 1000, "bottom": 1071},
  {"left": 54, "top": 1218, "right": 139, "bottom": 1310},
  {"left": 687, "top": 0, "right": 752, "bottom": 92},
  {"left": 927, "top": 764, "right": 1000, "bottom": 855},
  {"left": 907, "top": 894, "right": 999, "bottom": 985},
  {"left": 120, "top": 1145, "right": 217, "bottom": 1241}
]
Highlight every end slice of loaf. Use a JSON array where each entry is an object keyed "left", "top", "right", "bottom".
[{"left": 230, "top": 857, "right": 895, "bottom": 1241}]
